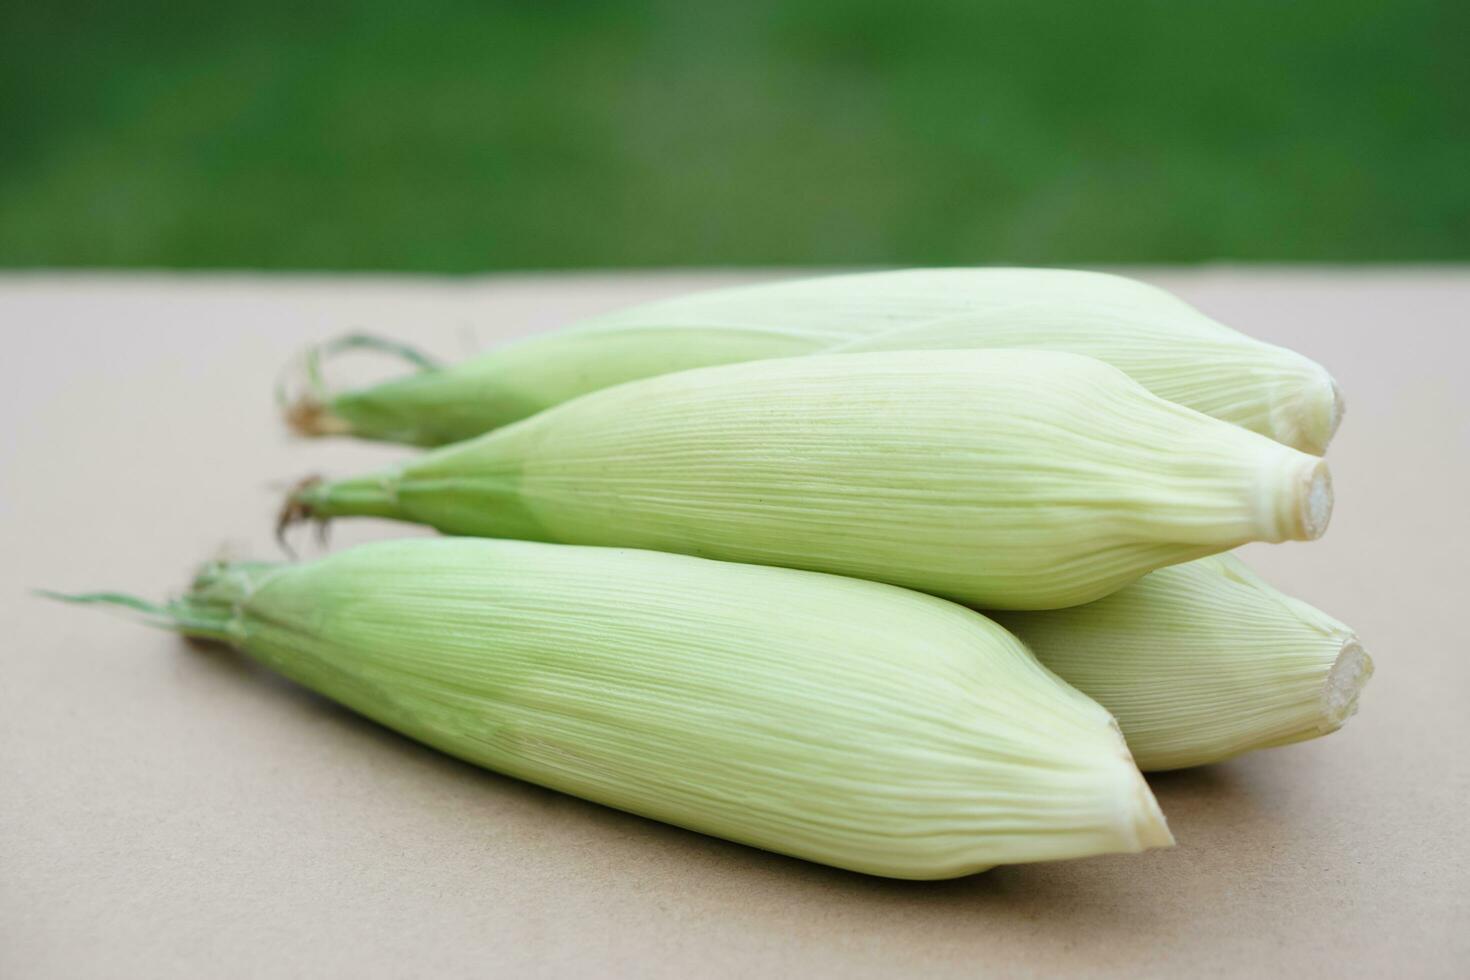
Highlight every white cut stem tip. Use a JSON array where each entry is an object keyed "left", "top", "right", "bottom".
[
  {"left": 1261, "top": 454, "right": 1333, "bottom": 542},
  {"left": 1301, "top": 461, "right": 1333, "bottom": 540},
  {"left": 1321, "top": 637, "right": 1373, "bottom": 731}
]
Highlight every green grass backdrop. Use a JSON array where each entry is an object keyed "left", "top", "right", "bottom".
[{"left": 3, "top": 1, "right": 1466, "bottom": 270}]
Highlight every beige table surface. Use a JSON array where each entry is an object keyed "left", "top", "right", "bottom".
[{"left": 2, "top": 269, "right": 1466, "bottom": 978}]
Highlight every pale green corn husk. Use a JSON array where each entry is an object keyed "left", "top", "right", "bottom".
[
  {"left": 992, "top": 554, "right": 1373, "bottom": 771},
  {"left": 288, "top": 350, "right": 1333, "bottom": 610},
  {"left": 288, "top": 268, "right": 1341, "bottom": 453},
  {"left": 51, "top": 537, "right": 1172, "bottom": 879}
]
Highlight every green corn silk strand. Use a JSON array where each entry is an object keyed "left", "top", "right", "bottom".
[
  {"left": 293, "top": 350, "right": 1333, "bottom": 610},
  {"left": 992, "top": 554, "right": 1373, "bottom": 771},
  {"left": 293, "top": 269, "right": 1340, "bottom": 453},
  {"left": 50, "top": 538, "right": 1172, "bottom": 879}
]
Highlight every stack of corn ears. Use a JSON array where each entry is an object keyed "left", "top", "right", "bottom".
[{"left": 60, "top": 268, "right": 1371, "bottom": 880}]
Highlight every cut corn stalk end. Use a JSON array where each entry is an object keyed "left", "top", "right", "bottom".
[
  {"left": 1271, "top": 362, "right": 1345, "bottom": 457},
  {"left": 1260, "top": 454, "right": 1333, "bottom": 542},
  {"left": 1298, "top": 458, "right": 1334, "bottom": 541},
  {"left": 1321, "top": 637, "right": 1374, "bottom": 732}
]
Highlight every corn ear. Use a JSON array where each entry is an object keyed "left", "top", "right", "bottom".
[
  {"left": 992, "top": 554, "right": 1373, "bottom": 771},
  {"left": 288, "top": 268, "right": 1341, "bottom": 453},
  {"left": 288, "top": 350, "right": 1333, "bottom": 610},
  {"left": 49, "top": 538, "right": 1173, "bottom": 879}
]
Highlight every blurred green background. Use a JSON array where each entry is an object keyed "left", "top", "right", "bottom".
[{"left": 3, "top": 1, "right": 1466, "bottom": 271}]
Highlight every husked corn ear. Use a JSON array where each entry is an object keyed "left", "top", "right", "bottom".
[
  {"left": 287, "top": 268, "right": 1341, "bottom": 453},
  {"left": 287, "top": 350, "right": 1333, "bottom": 610},
  {"left": 992, "top": 554, "right": 1373, "bottom": 771},
  {"left": 49, "top": 538, "right": 1172, "bottom": 879}
]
